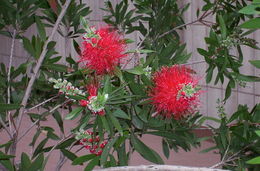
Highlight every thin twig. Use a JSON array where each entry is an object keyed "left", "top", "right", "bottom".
[
  {"left": 15, "top": 0, "right": 72, "bottom": 135},
  {"left": 25, "top": 95, "right": 58, "bottom": 112},
  {"left": 201, "top": 85, "right": 260, "bottom": 97},
  {"left": 7, "top": 29, "right": 16, "bottom": 105},
  {"left": 158, "top": 11, "right": 213, "bottom": 39},
  {"left": 45, "top": 133, "right": 73, "bottom": 162},
  {"left": 210, "top": 143, "right": 254, "bottom": 168},
  {"left": 7, "top": 29, "right": 17, "bottom": 136},
  {"left": 0, "top": 117, "right": 12, "bottom": 137},
  {"left": 17, "top": 100, "right": 70, "bottom": 142},
  {"left": 122, "top": 32, "right": 149, "bottom": 69}
]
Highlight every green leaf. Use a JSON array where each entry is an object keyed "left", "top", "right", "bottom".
[
  {"left": 28, "top": 153, "right": 44, "bottom": 171},
  {"left": 126, "top": 66, "right": 144, "bottom": 75},
  {"left": 0, "top": 103, "right": 21, "bottom": 112},
  {"left": 255, "top": 130, "right": 260, "bottom": 137},
  {"left": 203, "top": 116, "right": 221, "bottom": 123},
  {"left": 107, "top": 109, "right": 123, "bottom": 135},
  {"left": 52, "top": 111, "right": 64, "bottom": 133},
  {"left": 84, "top": 156, "right": 100, "bottom": 171},
  {"left": 131, "top": 134, "right": 164, "bottom": 164},
  {"left": 0, "top": 153, "right": 15, "bottom": 160},
  {"left": 232, "top": 72, "right": 260, "bottom": 82},
  {"left": 218, "top": 15, "right": 227, "bottom": 38},
  {"left": 162, "top": 139, "right": 170, "bottom": 159},
  {"left": 100, "top": 136, "right": 119, "bottom": 166},
  {"left": 61, "top": 149, "right": 77, "bottom": 161},
  {"left": 239, "top": 5, "right": 260, "bottom": 15},
  {"left": 100, "top": 115, "right": 111, "bottom": 135},
  {"left": 0, "top": 152, "right": 14, "bottom": 171},
  {"left": 72, "top": 154, "right": 96, "bottom": 165},
  {"left": 65, "top": 107, "right": 84, "bottom": 120},
  {"left": 113, "top": 109, "right": 130, "bottom": 120},
  {"left": 35, "top": 16, "right": 46, "bottom": 40},
  {"left": 56, "top": 138, "right": 75, "bottom": 149},
  {"left": 43, "top": 64, "right": 67, "bottom": 72},
  {"left": 124, "top": 38, "right": 135, "bottom": 44},
  {"left": 247, "top": 156, "right": 260, "bottom": 164},
  {"left": 138, "top": 49, "right": 156, "bottom": 53},
  {"left": 73, "top": 39, "right": 81, "bottom": 55},
  {"left": 22, "top": 37, "right": 35, "bottom": 57},
  {"left": 117, "top": 143, "right": 128, "bottom": 166},
  {"left": 249, "top": 60, "right": 260, "bottom": 68},
  {"left": 20, "top": 152, "right": 31, "bottom": 171},
  {"left": 32, "top": 138, "right": 48, "bottom": 158},
  {"left": 200, "top": 146, "right": 217, "bottom": 153},
  {"left": 240, "top": 18, "right": 260, "bottom": 29},
  {"left": 0, "top": 141, "right": 12, "bottom": 149}
]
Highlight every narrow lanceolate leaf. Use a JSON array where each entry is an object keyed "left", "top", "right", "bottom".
[
  {"left": 249, "top": 60, "right": 260, "bottom": 69},
  {"left": 246, "top": 156, "right": 260, "bottom": 164},
  {"left": 218, "top": 15, "right": 227, "bottom": 38},
  {"left": 20, "top": 153, "right": 31, "bottom": 170},
  {"left": 0, "top": 152, "right": 14, "bottom": 171},
  {"left": 0, "top": 103, "right": 21, "bottom": 111},
  {"left": 28, "top": 153, "right": 44, "bottom": 171},
  {"left": 240, "top": 18, "right": 260, "bottom": 29},
  {"left": 106, "top": 109, "right": 123, "bottom": 135},
  {"left": 162, "top": 139, "right": 170, "bottom": 159},
  {"left": 130, "top": 134, "right": 164, "bottom": 164},
  {"left": 35, "top": 16, "right": 46, "bottom": 41},
  {"left": 113, "top": 109, "right": 130, "bottom": 120},
  {"left": 65, "top": 107, "right": 84, "bottom": 120},
  {"left": 84, "top": 156, "right": 100, "bottom": 171},
  {"left": 100, "top": 115, "right": 111, "bottom": 135},
  {"left": 61, "top": 149, "right": 77, "bottom": 161},
  {"left": 72, "top": 154, "right": 96, "bottom": 165},
  {"left": 0, "top": 153, "right": 15, "bottom": 160}
]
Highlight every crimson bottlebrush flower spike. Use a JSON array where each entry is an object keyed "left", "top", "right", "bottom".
[
  {"left": 150, "top": 65, "right": 201, "bottom": 119},
  {"left": 80, "top": 27, "right": 126, "bottom": 75}
]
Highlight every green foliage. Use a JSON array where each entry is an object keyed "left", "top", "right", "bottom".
[
  {"left": 206, "top": 104, "right": 260, "bottom": 170},
  {"left": 199, "top": 0, "right": 260, "bottom": 100},
  {"left": 0, "top": 0, "right": 259, "bottom": 170}
]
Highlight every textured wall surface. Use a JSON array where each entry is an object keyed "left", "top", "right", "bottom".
[{"left": 0, "top": 0, "right": 259, "bottom": 127}]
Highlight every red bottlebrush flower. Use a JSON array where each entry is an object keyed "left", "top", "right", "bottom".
[
  {"left": 80, "top": 27, "right": 126, "bottom": 75},
  {"left": 150, "top": 65, "right": 200, "bottom": 119},
  {"left": 79, "top": 100, "right": 88, "bottom": 107}
]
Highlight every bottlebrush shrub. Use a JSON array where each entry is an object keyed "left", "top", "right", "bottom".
[{"left": 49, "top": 19, "right": 204, "bottom": 169}]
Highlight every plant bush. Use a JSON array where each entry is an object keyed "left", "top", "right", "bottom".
[{"left": 0, "top": 0, "right": 259, "bottom": 170}]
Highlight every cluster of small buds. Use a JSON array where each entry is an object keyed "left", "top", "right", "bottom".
[
  {"left": 143, "top": 66, "right": 152, "bottom": 78},
  {"left": 216, "top": 99, "right": 226, "bottom": 119},
  {"left": 83, "top": 26, "right": 100, "bottom": 46},
  {"left": 220, "top": 30, "right": 258, "bottom": 49},
  {"left": 220, "top": 36, "right": 237, "bottom": 49},
  {"left": 177, "top": 83, "right": 201, "bottom": 100},
  {"left": 49, "top": 78, "right": 86, "bottom": 97},
  {"left": 79, "top": 94, "right": 108, "bottom": 116},
  {"left": 76, "top": 130, "right": 107, "bottom": 156}
]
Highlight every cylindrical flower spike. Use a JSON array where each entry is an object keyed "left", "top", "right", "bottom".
[
  {"left": 150, "top": 65, "right": 201, "bottom": 119},
  {"left": 80, "top": 27, "right": 127, "bottom": 75}
]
